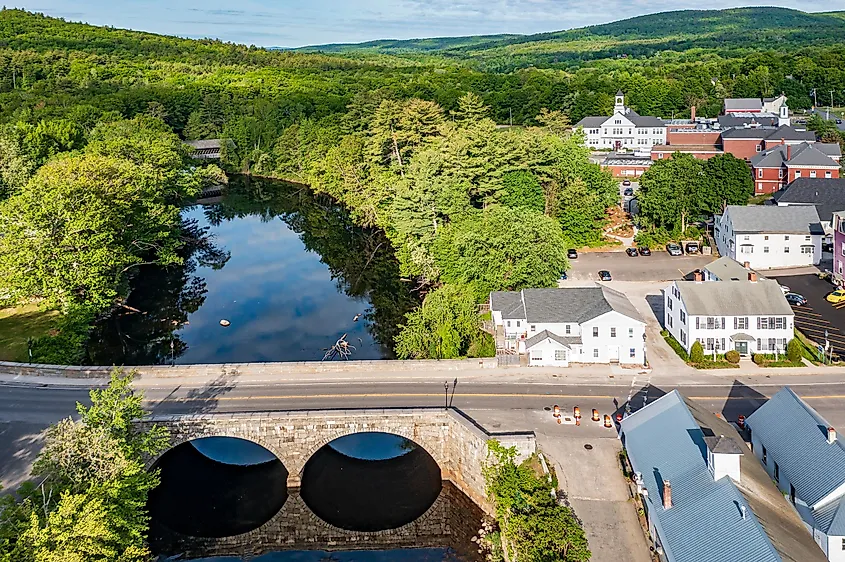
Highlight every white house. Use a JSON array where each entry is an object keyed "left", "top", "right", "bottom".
[
  {"left": 746, "top": 387, "right": 845, "bottom": 562},
  {"left": 489, "top": 286, "right": 645, "bottom": 367},
  {"left": 714, "top": 205, "right": 824, "bottom": 269},
  {"left": 702, "top": 256, "right": 763, "bottom": 282},
  {"left": 664, "top": 277, "right": 794, "bottom": 357},
  {"left": 619, "top": 390, "right": 827, "bottom": 562},
  {"left": 574, "top": 91, "right": 666, "bottom": 150}
]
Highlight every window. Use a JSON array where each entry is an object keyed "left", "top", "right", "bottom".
[
  {"left": 680, "top": 311, "right": 686, "bottom": 324},
  {"left": 668, "top": 297, "right": 673, "bottom": 310},
  {"left": 735, "top": 317, "right": 748, "bottom": 330},
  {"left": 805, "top": 236, "right": 811, "bottom": 241},
  {"left": 740, "top": 245, "right": 754, "bottom": 254},
  {"left": 841, "top": 538, "right": 845, "bottom": 551},
  {"left": 668, "top": 315, "right": 674, "bottom": 328},
  {"left": 775, "top": 317, "right": 784, "bottom": 330},
  {"left": 810, "top": 170, "right": 817, "bottom": 178},
  {"left": 778, "top": 169, "right": 784, "bottom": 179},
  {"left": 555, "top": 349, "right": 567, "bottom": 361},
  {"left": 630, "top": 348, "right": 636, "bottom": 358},
  {"left": 762, "top": 445, "right": 767, "bottom": 466},
  {"left": 774, "top": 462, "right": 779, "bottom": 481},
  {"left": 516, "top": 321, "right": 521, "bottom": 327},
  {"left": 530, "top": 325, "right": 536, "bottom": 332},
  {"left": 707, "top": 317, "right": 715, "bottom": 330},
  {"left": 801, "top": 245, "right": 814, "bottom": 254},
  {"left": 658, "top": 153, "right": 663, "bottom": 159},
  {"left": 764, "top": 246, "right": 769, "bottom": 253},
  {"left": 785, "top": 236, "right": 789, "bottom": 241},
  {"left": 507, "top": 321, "right": 511, "bottom": 328},
  {"left": 611, "top": 327, "right": 617, "bottom": 338},
  {"left": 764, "top": 235, "right": 769, "bottom": 241},
  {"left": 827, "top": 171, "right": 833, "bottom": 179},
  {"left": 565, "top": 324, "right": 571, "bottom": 335},
  {"left": 756, "top": 145, "right": 762, "bottom": 152},
  {"left": 706, "top": 338, "right": 714, "bottom": 351},
  {"left": 531, "top": 351, "right": 543, "bottom": 361},
  {"left": 629, "top": 328, "right": 634, "bottom": 338},
  {"left": 795, "top": 170, "right": 802, "bottom": 178},
  {"left": 593, "top": 348, "right": 599, "bottom": 358},
  {"left": 744, "top": 236, "right": 750, "bottom": 241},
  {"left": 593, "top": 327, "right": 599, "bottom": 337},
  {"left": 784, "top": 246, "right": 790, "bottom": 253},
  {"left": 680, "top": 330, "right": 687, "bottom": 345},
  {"left": 757, "top": 169, "right": 763, "bottom": 178}
]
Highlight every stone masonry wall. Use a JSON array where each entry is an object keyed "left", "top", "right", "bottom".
[
  {"left": 140, "top": 408, "right": 535, "bottom": 560},
  {"left": 0, "top": 358, "right": 497, "bottom": 379}
]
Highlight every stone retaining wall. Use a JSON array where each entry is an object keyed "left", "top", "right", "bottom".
[{"left": 0, "top": 358, "right": 498, "bottom": 378}]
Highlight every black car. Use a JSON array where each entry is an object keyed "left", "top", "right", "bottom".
[
  {"left": 785, "top": 293, "right": 807, "bottom": 306},
  {"left": 626, "top": 248, "right": 639, "bottom": 257},
  {"left": 638, "top": 247, "right": 651, "bottom": 256},
  {"left": 623, "top": 187, "right": 634, "bottom": 196},
  {"left": 567, "top": 249, "right": 578, "bottom": 259},
  {"left": 622, "top": 179, "right": 632, "bottom": 186},
  {"left": 598, "top": 270, "right": 612, "bottom": 281}
]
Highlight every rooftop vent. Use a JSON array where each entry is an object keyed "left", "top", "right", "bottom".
[{"left": 663, "top": 480, "right": 673, "bottom": 509}]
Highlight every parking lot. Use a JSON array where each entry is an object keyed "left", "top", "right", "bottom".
[
  {"left": 567, "top": 251, "right": 715, "bottom": 282},
  {"left": 777, "top": 274, "right": 845, "bottom": 358}
]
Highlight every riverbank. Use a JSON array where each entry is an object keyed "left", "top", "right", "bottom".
[{"left": 0, "top": 304, "right": 60, "bottom": 362}]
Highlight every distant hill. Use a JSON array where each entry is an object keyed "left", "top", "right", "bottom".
[{"left": 300, "top": 7, "right": 845, "bottom": 69}]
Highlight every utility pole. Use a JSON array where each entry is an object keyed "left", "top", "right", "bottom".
[{"left": 812, "top": 88, "right": 818, "bottom": 109}]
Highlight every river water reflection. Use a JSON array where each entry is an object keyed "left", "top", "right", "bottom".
[{"left": 85, "top": 177, "right": 417, "bottom": 365}]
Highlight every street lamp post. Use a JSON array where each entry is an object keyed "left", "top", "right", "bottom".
[{"left": 643, "top": 333, "right": 647, "bottom": 368}]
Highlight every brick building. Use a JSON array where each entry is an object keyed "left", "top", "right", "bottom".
[{"left": 751, "top": 143, "right": 841, "bottom": 194}]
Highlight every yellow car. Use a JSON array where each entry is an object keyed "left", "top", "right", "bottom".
[{"left": 826, "top": 290, "right": 845, "bottom": 304}]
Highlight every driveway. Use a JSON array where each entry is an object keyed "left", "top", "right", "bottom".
[
  {"left": 567, "top": 251, "right": 715, "bottom": 282},
  {"left": 778, "top": 274, "right": 845, "bottom": 358}
]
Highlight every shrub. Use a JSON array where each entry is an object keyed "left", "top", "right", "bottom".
[
  {"left": 662, "top": 332, "right": 689, "bottom": 361},
  {"left": 725, "top": 350, "right": 740, "bottom": 364},
  {"left": 689, "top": 341, "right": 704, "bottom": 363},
  {"left": 752, "top": 353, "right": 766, "bottom": 365},
  {"left": 787, "top": 338, "right": 802, "bottom": 363}
]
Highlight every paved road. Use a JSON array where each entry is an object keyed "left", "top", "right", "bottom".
[
  {"left": 779, "top": 274, "right": 845, "bottom": 357},
  {"left": 567, "top": 251, "right": 714, "bottom": 282}
]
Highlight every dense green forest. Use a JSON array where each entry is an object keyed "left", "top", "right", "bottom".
[{"left": 1, "top": 6, "right": 845, "bottom": 363}]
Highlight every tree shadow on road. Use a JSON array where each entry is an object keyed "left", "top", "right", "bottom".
[
  {"left": 0, "top": 422, "right": 47, "bottom": 494},
  {"left": 148, "top": 367, "right": 240, "bottom": 416}
]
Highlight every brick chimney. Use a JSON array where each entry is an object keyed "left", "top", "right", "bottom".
[
  {"left": 743, "top": 261, "right": 751, "bottom": 269},
  {"left": 787, "top": 144, "right": 792, "bottom": 161},
  {"left": 663, "top": 480, "right": 673, "bottom": 509},
  {"left": 691, "top": 105, "right": 696, "bottom": 121},
  {"left": 693, "top": 271, "right": 703, "bottom": 282},
  {"left": 748, "top": 272, "right": 758, "bottom": 282},
  {"left": 829, "top": 427, "right": 837, "bottom": 444}
]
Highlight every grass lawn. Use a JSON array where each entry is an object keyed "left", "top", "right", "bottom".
[{"left": 0, "top": 304, "right": 61, "bottom": 362}]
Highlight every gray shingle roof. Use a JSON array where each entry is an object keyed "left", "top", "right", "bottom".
[
  {"left": 620, "top": 391, "right": 784, "bottom": 562},
  {"left": 703, "top": 256, "right": 762, "bottom": 281},
  {"left": 789, "top": 143, "right": 841, "bottom": 167},
  {"left": 524, "top": 330, "right": 581, "bottom": 349},
  {"left": 722, "top": 204, "right": 824, "bottom": 235},
  {"left": 674, "top": 279, "right": 794, "bottom": 317},
  {"left": 704, "top": 434, "right": 745, "bottom": 454},
  {"left": 722, "top": 126, "right": 774, "bottom": 139},
  {"left": 725, "top": 98, "right": 763, "bottom": 111},
  {"left": 574, "top": 116, "right": 607, "bottom": 128},
  {"left": 624, "top": 108, "right": 665, "bottom": 128},
  {"left": 766, "top": 125, "right": 816, "bottom": 142},
  {"left": 746, "top": 387, "right": 845, "bottom": 507},
  {"left": 490, "top": 287, "right": 644, "bottom": 324},
  {"left": 773, "top": 178, "right": 845, "bottom": 223},
  {"left": 817, "top": 143, "right": 842, "bottom": 158}
]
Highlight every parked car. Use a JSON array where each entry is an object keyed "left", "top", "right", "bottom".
[
  {"left": 666, "top": 243, "right": 683, "bottom": 256},
  {"left": 559, "top": 271, "right": 568, "bottom": 280},
  {"left": 622, "top": 179, "right": 632, "bottom": 186},
  {"left": 826, "top": 290, "right": 845, "bottom": 304},
  {"left": 785, "top": 293, "right": 807, "bottom": 306},
  {"left": 598, "top": 270, "right": 612, "bottom": 281},
  {"left": 638, "top": 247, "right": 651, "bottom": 256},
  {"left": 779, "top": 284, "right": 790, "bottom": 294},
  {"left": 685, "top": 242, "right": 700, "bottom": 254},
  {"left": 623, "top": 187, "right": 634, "bottom": 196},
  {"left": 625, "top": 248, "right": 639, "bottom": 257},
  {"left": 567, "top": 249, "right": 578, "bottom": 259}
]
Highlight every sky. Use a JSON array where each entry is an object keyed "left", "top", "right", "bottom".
[{"left": 15, "top": 0, "right": 844, "bottom": 48}]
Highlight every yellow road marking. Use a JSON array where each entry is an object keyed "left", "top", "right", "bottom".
[{"left": 152, "top": 392, "right": 845, "bottom": 402}]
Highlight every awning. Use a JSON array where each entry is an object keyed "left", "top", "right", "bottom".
[{"left": 730, "top": 333, "right": 755, "bottom": 342}]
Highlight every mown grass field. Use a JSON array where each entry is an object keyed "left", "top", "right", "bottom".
[{"left": 0, "top": 304, "right": 59, "bottom": 362}]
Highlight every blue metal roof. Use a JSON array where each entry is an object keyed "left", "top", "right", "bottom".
[
  {"left": 621, "top": 391, "right": 782, "bottom": 562},
  {"left": 812, "top": 497, "right": 845, "bottom": 535},
  {"left": 746, "top": 387, "right": 845, "bottom": 507}
]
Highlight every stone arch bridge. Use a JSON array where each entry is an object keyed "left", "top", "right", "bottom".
[{"left": 139, "top": 407, "right": 536, "bottom": 560}]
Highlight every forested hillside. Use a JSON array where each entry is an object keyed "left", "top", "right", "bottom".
[{"left": 1, "top": 6, "right": 845, "bottom": 366}]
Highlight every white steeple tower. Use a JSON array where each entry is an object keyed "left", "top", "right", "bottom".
[
  {"left": 614, "top": 90, "right": 625, "bottom": 114},
  {"left": 779, "top": 103, "right": 790, "bottom": 127}
]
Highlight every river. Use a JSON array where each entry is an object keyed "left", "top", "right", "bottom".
[{"left": 84, "top": 177, "right": 418, "bottom": 365}]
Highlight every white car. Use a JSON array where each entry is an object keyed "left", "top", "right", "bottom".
[{"left": 779, "top": 284, "right": 790, "bottom": 294}]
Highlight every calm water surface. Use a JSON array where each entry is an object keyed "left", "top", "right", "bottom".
[{"left": 86, "top": 177, "right": 416, "bottom": 365}]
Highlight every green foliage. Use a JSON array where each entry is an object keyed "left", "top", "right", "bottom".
[
  {"left": 484, "top": 441, "right": 591, "bottom": 562},
  {"left": 29, "top": 306, "right": 95, "bottom": 365},
  {"left": 752, "top": 353, "right": 766, "bottom": 365},
  {"left": 690, "top": 340, "right": 705, "bottom": 363},
  {"left": 395, "top": 284, "right": 485, "bottom": 359},
  {"left": 725, "top": 350, "right": 741, "bottom": 364},
  {"left": 499, "top": 171, "right": 545, "bottom": 212},
  {"left": 663, "top": 332, "right": 690, "bottom": 361},
  {"left": 0, "top": 368, "right": 168, "bottom": 562},
  {"left": 787, "top": 338, "right": 803, "bottom": 363},
  {"left": 637, "top": 154, "right": 705, "bottom": 233},
  {"left": 700, "top": 154, "right": 754, "bottom": 212},
  {"left": 433, "top": 206, "right": 569, "bottom": 297}
]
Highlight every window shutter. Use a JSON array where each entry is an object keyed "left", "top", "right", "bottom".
[
  {"left": 696, "top": 317, "right": 700, "bottom": 329},
  {"left": 734, "top": 317, "right": 737, "bottom": 329},
  {"left": 757, "top": 317, "right": 761, "bottom": 329},
  {"left": 721, "top": 318, "right": 725, "bottom": 330}
]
